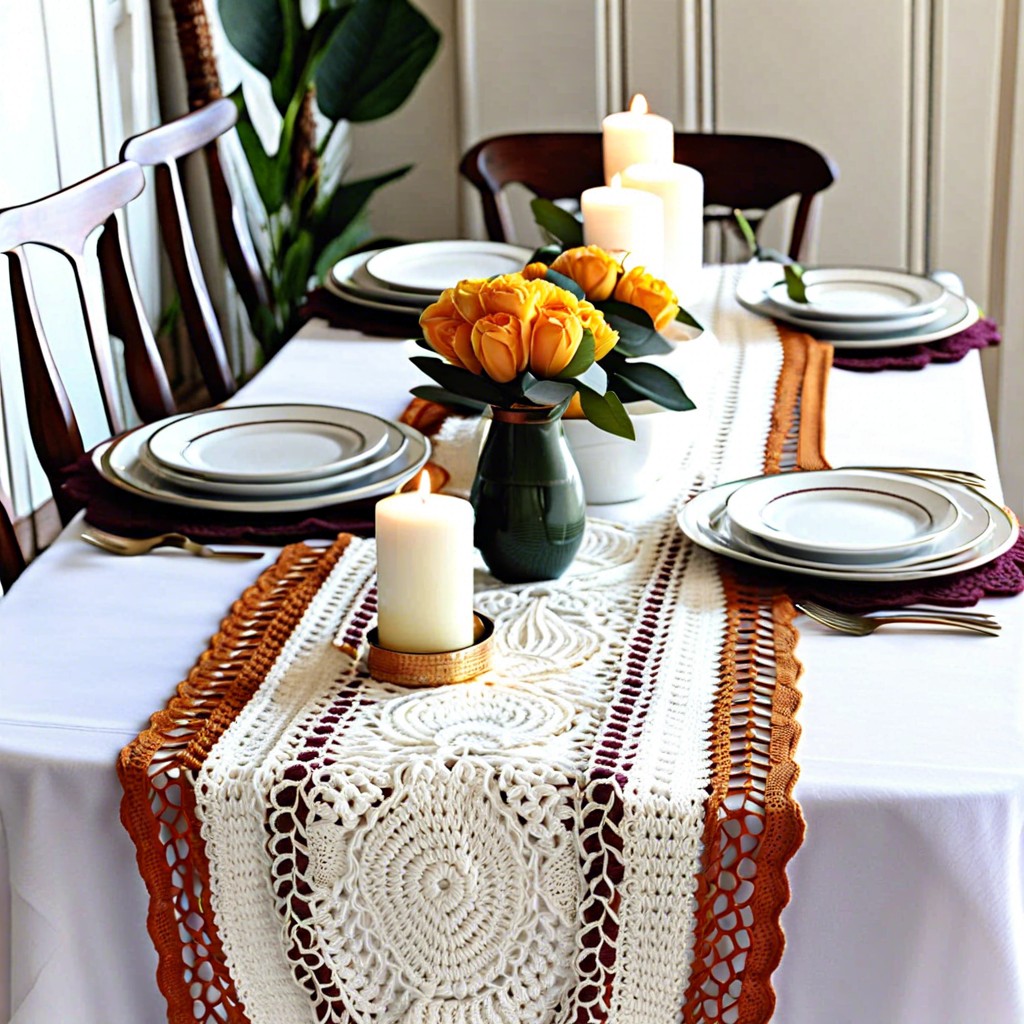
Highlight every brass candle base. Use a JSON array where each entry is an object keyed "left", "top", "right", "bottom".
[{"left": 367, "top": 613, "right": 495, "bottom": 686}]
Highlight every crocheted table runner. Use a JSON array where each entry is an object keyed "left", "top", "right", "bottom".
[{"left": 119, "top": 267, "right": 824, "bottom": 1024}]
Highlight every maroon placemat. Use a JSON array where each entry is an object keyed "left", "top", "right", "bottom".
[
  {"left": 831, "top": 318, "right": 1000, "bottom": 372},
  {"left": 61, "top": 454, "right": 377, "bottom": 543},
  {"left": 299, "top": 288, "right": 420, "bottom": 339}
]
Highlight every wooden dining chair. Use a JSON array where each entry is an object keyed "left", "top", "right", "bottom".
[
  {"left": 121, "top": 97, "right": 268, "bottom": 404},
  {"left": 460, "top": 132, "right": 838, "bottom": 261},
  {"left": 0, "top": 488, "right": 25, "bottom": 592},
  {"left": 0, "top": 161, "right": 176, "bottom": 523}
]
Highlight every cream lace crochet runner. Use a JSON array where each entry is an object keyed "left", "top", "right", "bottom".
[{"left": 119, "top": 266, "right": 821, "bottom": 1024}]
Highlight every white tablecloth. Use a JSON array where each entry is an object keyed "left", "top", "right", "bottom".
[{"left": 1, "top": 292, "right": 1022, "bottom": 1023}]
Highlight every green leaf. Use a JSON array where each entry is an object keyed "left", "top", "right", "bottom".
[
  {"left": 555, "top": 328, "right": 595, "bottom": 380},
  {"left": 279, "top": 230, "right": 315, "bottom": 305},
  {"left": 269, "top": 3, "right": 304, "bottom": 114},
  {"left": 675, "top": 306, "right": 704, "bottom": 331},
  {"left": 579, "top": 387, "right": 635, "bottom": 440},
  {"left": 733, "top": 208, "right": 758, "bottom": 255},
  {"left": 314, "top": 214, "right": 373, "bottom": 280},
  {"left": 571, "top": 358, "right": 607, "bottom": 395},
  {"left": 599, "top": 301, "right": 673, "bottom": 356},
  {"left": 314, "top": 165, "right": 412, "bottom": 248},
  {"left": 410, "top": 385, "right": 487, "bottom": 413},
  {"left": 523, "top": 379, "right": 576, "bottom": 406},
  {"left": 530, "top": 198, "right": 584, "bottom": 248},
  {"left": 529, "top": 243, "right": 563, "bottom": 266},
  {"left": 219, "top": 0, "right": 284, "bottom": 81},
  {"left": 230, "top": 88, "right": 287, "bottom": 214},
  {"left": 314, "top": 0, "right": 441, "bottom": 123},
  {"left": 544, "top": 268, "right": 585, "bottom": 301},
  {"left": 784, "top": 263, "right": 808, "bottom": 303},
  {"left": 411, "top": 356, "right": 507, "bottom": 406},
  {"left": 613, "top": 362, "right": 695, "bottom": 411}
]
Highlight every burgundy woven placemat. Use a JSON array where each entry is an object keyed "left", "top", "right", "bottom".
[
  {"left": 61, "top": 454, "right": 376, "bottom": 543},
  {"left": 831, "top": 318, "right": 1000, "bottom": 372}
]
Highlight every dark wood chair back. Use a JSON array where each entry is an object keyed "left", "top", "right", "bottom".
[
  {"left": 122, "top": 98, "right": 269, "bottom": 403},
  {"left": 0, "top": 488, "right": 25, "bottom": 592},
  {"left": 460, "top": 132, "right": 838, "bottom": 261},
  {"left": 0, "top": 161, "right": 176, "bottom": 523}
]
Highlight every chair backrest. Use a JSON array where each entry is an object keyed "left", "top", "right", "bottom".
[
  {"left": 460, "top": 132, "right": 838, "bottom": 261},
  {"left": 0, "top": 487, "right": 25, "bottom": 592},
  {"left": 0, "top": 161, "right": 176, "bottom": 523},
  {"left": 122, "top": 98, "right": 269, "bottom": 403}
]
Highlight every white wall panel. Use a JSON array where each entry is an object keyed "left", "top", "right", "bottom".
[{"left": 714, "top": 0, "right": 914, "bottom": 269}]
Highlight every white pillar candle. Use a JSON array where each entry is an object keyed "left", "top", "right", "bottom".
[
  {"left": 621, "top": 162, "right": 704, "bottom": 302},
  {"left": 375, "top": 478, "right": 475, "bottom": 654},
  {"left": 601, "top": 94, "right": 674, "bottom": 184},
  {"left": 581, "top": 175, "right": 665, "bottom": 274}
]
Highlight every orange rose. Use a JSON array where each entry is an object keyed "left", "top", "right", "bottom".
[
  {"left": 522, "top": 262, "right": 550, "bottom": 281},
  {"left": 614, "top": 267, "right": 679, "bottom": 332},
  {"left": 529, "top": 306, "right": 584, "bottom": 378},
  {"left": 577, "top": 300, "right": 619, "bottom": 360},
  {"left": 452, "top": 278, "right": 488, "bottom": 322},
  {"left": 550, "top": 245, "right": 621, "bottom": 301},
  {"left": 564, "top": 393, "right": 585, "bottom": 418},
  {"left": 471, "top": 312, "right": 529, "bottom": 383},
  {"left": 479, "top": 273, "right": 543, "bottom": 321},
  {"left": 419, "top": 291, "right": 482, "bottom": 374}
]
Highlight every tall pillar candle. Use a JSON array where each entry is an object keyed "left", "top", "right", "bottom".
[
  {"left": 621, "top": 162, "right": 704, "bottom": 302},
  {"left": 581, "top": 175, "right": 665, "bottom": 274},
  {"left": 375, "top": 481, "right": 475, "bottom": 653},
  {"left": 601, "top": 94, "right": 674, "bottom": 184}
]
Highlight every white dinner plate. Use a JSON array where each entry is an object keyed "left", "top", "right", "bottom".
[
  {"left": 736, "top": 267, "right": 980, "bottom": 349},
  {"left": 136, "top": 426, "right": 409, "bottom": 498},
  {"left": 765, "top": 268, "right": 946, "bottom": 321},
  {"left": 725, "top": 470, "right": 961, "bottom": 559},
  {"left": 323, "top": 274, "right": 428, "bottom": 316},
  {"left": 365, "top": 240, "right": 532, "bottom": 294},
  {"left": 764, "top": 302, "right": 946, "bottom": 337},
  {"left": 330, "top": 249, "right": 437, "bottom": 307},
  {"left": 95, "top": 419, "right": 430, "bottom": 513},
  {"left": 679, "top": 478, "right": 1017, "bottom": 582},
  {"left": 145, "top": 405, "right": 392, "bottom": 483}
]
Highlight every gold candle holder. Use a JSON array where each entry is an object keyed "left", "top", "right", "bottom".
[{"left": 367, "top": 612, "right": 495, "bottom": 687}]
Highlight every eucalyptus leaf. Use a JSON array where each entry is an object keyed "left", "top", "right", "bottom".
[
  {"left": 314, "top": 0, "right": 440, "bottom": 122},
  {"left": 556, "top": 328, "right": 595, "bottom": 380},
  {"left": 411, "top": 356, "right": 507, "bottom": 406},
  {"left": 543, "top": 268, "right": 585, "bottom": 301},
  {"left": 410, "top": 385, "right": 487, "bottom": 413},
  {"left": 784, "top": 263, "right": 808, "bottom": 303},
  {"left": 579, "top": 387, "right": 635, "bottom": 440},
  {"left": 570, "top": 358, "right": 607, "bottom": 396},
  {"left": 219, "top": 0, "right": 284, "bottom": 81},
  {"left": 612, "top": 362, "right": 695, "bottom": 411},
  {"left": 523, "top": 379, "right": 576, "bottom": 406},
  {"left": 530, "top": 198, "right": 584, "bottom": 248}
]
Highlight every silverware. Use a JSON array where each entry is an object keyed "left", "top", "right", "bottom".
[
  {"left": 794, "top": 599, "right": 1001, "bottom": 637},
  {"left": 81, "top": 528, "right": 265, "bottom": 560},
  {"left": 839, "top": 465, "right": 988, "bottom": 489}
]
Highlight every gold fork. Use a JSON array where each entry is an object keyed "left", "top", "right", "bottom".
[
  {"left": 82, "top": 528, "right": 265, "bottom": 560},
  {"left": 794, "top": 600, "right": 1001, "bottom": 637}
]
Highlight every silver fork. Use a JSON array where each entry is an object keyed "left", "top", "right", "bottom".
[
  {"left": 794, "top": 600, "right": 1001, "bottom": 636},
  {"left": 82, "top": 528, "right": 265, "bottom": 560}
]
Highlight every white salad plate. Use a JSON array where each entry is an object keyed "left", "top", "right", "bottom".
[
  {"left": 145, "top": 404, "right": 392, "bottom": 483},
  {"left": 96, "top": 418, "right": 430, "bottom": 513},
  {"left": 330, "top": 249, "right": 437, "bottom": 307},
  {"left": 136, "top": 427, "right": 409, "bottom": 498},
  {"left": 323, "top": 274, "right": 427, "bottom": 316},
  {"left": 725, "top": 469, "right": 962, "bottom": 559},
  {"left": 764, "top": 268, "right": 946, "bottom": 321},
  {"left": 765, "top": 302, "right": 947, "bottom": 337},
  {"left": 365, "top": 240, "right": 532, "bottom": 294},
  {"left": 678, "top": 477, "right": 1017, "bottom": 582}
]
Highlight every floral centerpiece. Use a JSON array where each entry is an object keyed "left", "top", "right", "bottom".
[{"left": 411, "top": 245, "right": 697, "bottom": 583}]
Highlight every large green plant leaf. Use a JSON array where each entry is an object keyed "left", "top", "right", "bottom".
[
  {"left": 314, "top": 0, "right": 441, "bottom": 123},
  {"left": 313, "top": 214, "right": 373, "bottom": 281},
  {"left": 279, "top": 230, "right": 315, "bottom": 305},
  {"left": 219, "top": 0, "right": 284, "bottom": 81},
  {"left": 314, "top": 165, "right": 412, "bottom": 247},
  {"left": 230, "top": 88, "right": 288, "bottom": 214}
]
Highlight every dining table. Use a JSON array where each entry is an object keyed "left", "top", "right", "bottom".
[{"left": 0, "top": 263, "right": 1022, "bottom": 1024}]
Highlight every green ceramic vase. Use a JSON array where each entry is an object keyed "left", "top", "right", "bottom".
[{"left": 471, "top": 405, "right": 586, "bottom": 583}]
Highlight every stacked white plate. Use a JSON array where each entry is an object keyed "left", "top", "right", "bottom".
[
  {"left": 736, "top": 263, "right": 981, "bottom": 349},
  {"left": 92, "top": 404, "right": 431, "bottom": 512},
  {"left": 326, "top": 240, "right": 534, "bottom": 316},
  {"left": 678, "top": 469, "right": 1018, "bottom": 581}
]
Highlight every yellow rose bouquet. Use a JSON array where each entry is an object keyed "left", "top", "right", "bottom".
[{"left": 414, "top": 270, "right": 637, "bottom": 438}]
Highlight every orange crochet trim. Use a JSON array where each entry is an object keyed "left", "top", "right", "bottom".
[{"left": 118, "top": 538, "right": 350, "bottom": 1024}]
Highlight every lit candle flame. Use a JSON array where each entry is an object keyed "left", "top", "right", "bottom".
[
  {"left": 610, "top": 172, "right": 623, "bottom": 189},
  {"left": 629, "top": 93, "right": 649, "bottom": 115},
  {"left": 416, "top": 471, "right": 432, "bottom": 497}
]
